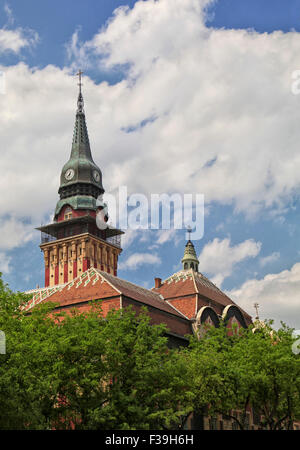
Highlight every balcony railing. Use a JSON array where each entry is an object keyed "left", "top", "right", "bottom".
[
  {"left": 40, "top": 229, "right": 122, "bottom": 248},
  {"left": 41, "top": 232, "right": 57, "bottom": 244},
  {"left": 106, "top": 234, "right": 121, "bottom": 248}
]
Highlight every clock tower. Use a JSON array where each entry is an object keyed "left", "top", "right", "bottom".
[{"left": 37, "top": 72, "right": 123, "bottom": 287}]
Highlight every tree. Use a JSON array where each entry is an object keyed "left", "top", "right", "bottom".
[
  {"left": 0, "top": 275, "right": 58, "bottom": 429},
  {"left": 79, "top": 306, "right": 194, "bottom": 430},
  {"left": 0, "top": 275, "right": 193, "bottom": 429},
  {"left": 240, "top": 321, "right": 300, "bottom": 430},
  {"left": 186, "top": 320, "right": 300, "bottom": 430}
]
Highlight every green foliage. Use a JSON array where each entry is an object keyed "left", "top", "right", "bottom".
[
  {"left": 0, "top": 275, "right": 193, "bottom": 430},
  {"left": 186, "top": 320, "right": 300, "bottom": 429},
  {"left": 0, "top": 273, "right": 299, "bottom": 430}
]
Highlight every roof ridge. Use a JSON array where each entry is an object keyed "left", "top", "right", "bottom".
[
  {"left": 24, "top": 283, "right": 67, "bottom": 310},
  {"left": 96, "top": 269, "right": 165, "bottom": 299},
  {"left": 195, "top": 271, "right": 226, "bottom": 293},
  {"left": 94, "top": 269, "right": 122, "bottom": 295},
  {"left": 191, "top": 269, "right": 199, "bottom": 294},
  {"left": 163, "top": 269, "right": 194, "bottom": 284}
]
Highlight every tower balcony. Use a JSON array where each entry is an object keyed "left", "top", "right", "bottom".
[{"left": 37, "top": 214, "right": 123, "bottom": 249}]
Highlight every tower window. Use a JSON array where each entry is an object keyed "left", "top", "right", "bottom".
[{"left": 64, "top": 207, "right": 73, "bottom": 221}]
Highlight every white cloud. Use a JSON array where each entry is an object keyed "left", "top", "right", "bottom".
[
  {"left": 0, "top": 217, "right": 34, "bottom": 274},
  {"left": 199, "top": 237, "right": 261, "bottom": 286},
  {"left": 0, "top": 217, "right": 33, "bottom": 250},
  {"left": 259, "top": 251, "right": 280, "bottom": 267},
  {"left": 0, "top": 252, "right": 11, "bottom": 274},
  {"left": 227, "top": 263, "right": 300, "bottom": 329},
  {"left": 119, "top": 252, "right": 161, "bottom": 270},
  {"left": 120, "top": 228, "right": 136, "bottom": 249},
  {"left": 0, "top": 21, "right": 38, "bottom": 54},
  {"left": 4, "top": 3, "right": 14, "bottom": 26},
  {"left": 156, "top": 229, "right": 180, "bottom": 245},
  {"left": 0, "top": 4, "right": 38, "bottom": 54},
  {"left": 1, "top": 0, "right": 300, "bottom": 277},
  {"left": 65, "top": 0, "right": 300, "bottom": 216}
]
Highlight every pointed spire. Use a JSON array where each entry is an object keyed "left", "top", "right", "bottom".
[
  {"left": 71, "top": 70, "right": 93, "bottom": 161},
  {"left": 181, "top": 236, "right": 199, "bottom": 272},
  {"left": 56, "top": 70, "right": 104, "bottom": 216}
]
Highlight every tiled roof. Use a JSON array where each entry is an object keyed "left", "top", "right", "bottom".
[
  {"left": 97, "top": 270, "right": 189, "bottom": 319},
  {"left": 153, "top": 269, "right": 251, "bottom": 320},
  {"left": 154, "top": 271, "right": 197, "bottom": 298},
  {"left": 24, "top": 283, "right": 67, "bottom": 310},
  {"left": 25, "top": 268, "right": 188, "bottom": 320}
]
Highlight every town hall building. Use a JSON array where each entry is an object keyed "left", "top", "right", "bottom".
[{"left": 25, "top": 75, "right": 258, "bottom": 429}]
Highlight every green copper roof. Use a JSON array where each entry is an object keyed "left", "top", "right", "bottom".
[
  {"left": 59, "top": 91, "right": 104, "bottom": 190},
  {"left": 55, "top": 195, "right": 98, "bottom": 217},
  {"left": 181, "top": 240, "right": 199, "bottom": 272}
]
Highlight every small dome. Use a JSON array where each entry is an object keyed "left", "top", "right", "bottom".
[{"left": 181, "top": 240, "right": 199, "bottom": 272}]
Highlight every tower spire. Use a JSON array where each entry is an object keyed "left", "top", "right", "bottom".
[
  {"left": 37, "top": 72, "right": 124, "bottom": 287},
  {"left": 55, "top": 70, "right": 104, "bottom": 217}
]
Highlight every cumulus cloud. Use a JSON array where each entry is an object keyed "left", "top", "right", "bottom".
[
  {"left": 0, "top": 252, "right": 11, "bottom": 274},
  {"left": 259, "top": 251, "right": 280, "bottom": 267},
  {"left": 0, "top": 2, "right": 38, "bottom": 55},
  {"left": 199, "top": 237, "right": 261, "bottom": 286},
  {"left": 0, "top": 217, "right": 34, "bottom": 273},
  {"left": 1, "top": 0, "right": 300, "bottom": 281},
  {"left": 119, "top": 252, "right": 161, "bottom": 270},
  {"left": 0, "top": 3, "right": 39, "bottom": 54},
  {"left": 0, "top": 217, "right": 33, "bottom": 250},
  {"left": 227, "top": 263, "right": 300, "bottom": 329},
  {"left": 4, "top": 3, "right": 14, "bottom": 26},
  {"left": 65, "top": 0, "right": 300, "bottom": 216},
  {"left": 120, "top": 228, "right": 136, "bottom": 249},
  {"left": 0, "top": 28, "right": 38, "bottom": 54},
  {"left": 156, "top": 229, "right": 180, "bottom": 245}
]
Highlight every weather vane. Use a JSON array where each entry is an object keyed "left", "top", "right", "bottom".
[{"left": 254, "top": 302, "right": 259, "bottom": 320}]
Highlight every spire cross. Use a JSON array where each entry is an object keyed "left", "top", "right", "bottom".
[
  {"left": 76, "top": 70, "right": 84, "bottom": 93},
  {"left": 254, "top": 302, "right": 259, "bottom": 319}
]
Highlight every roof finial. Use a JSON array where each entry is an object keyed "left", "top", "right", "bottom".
[
  {"left": 77, "top": 69, "right": 84, "bottom": 94},
  {"left": 187, "top": 226, "right": 192, "bottom": 242},
  {"left": 76, "top": 69, "right": 84, "bottom": 113},
  {"left": 254, "top": 302, "right": 260, "bottom": 320}
]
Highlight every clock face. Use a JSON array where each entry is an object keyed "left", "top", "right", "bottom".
[
  {"left": 93, "top": 170, "right": 100, "bottom": 182},
  {"left": 65, "top": 168, "right": 75, "bottom": 180}
]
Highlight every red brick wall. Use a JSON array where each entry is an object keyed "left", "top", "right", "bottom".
[
  {"left": 122, "top": 297, "right": 192, "bottom": 336},
  {"left": 197, "top": 295, "right": 223, "bottom": 315},
  {"left": 168, "top": 295, "right": 197, "bottom": 319},
  {"left": 51, "top": 297, "right": 121, "bottom": 318}
]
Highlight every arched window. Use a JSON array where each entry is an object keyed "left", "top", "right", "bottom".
[
  {"left": 190, "top": 262, "right": 194, "bottom": 270},
  {"left": 184, "top": 263, "right": 188, "bottom": 270}
]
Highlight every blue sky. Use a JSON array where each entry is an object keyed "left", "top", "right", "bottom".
[{"left": 1, "top": 0, "right": 300, "bottom": 328}]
